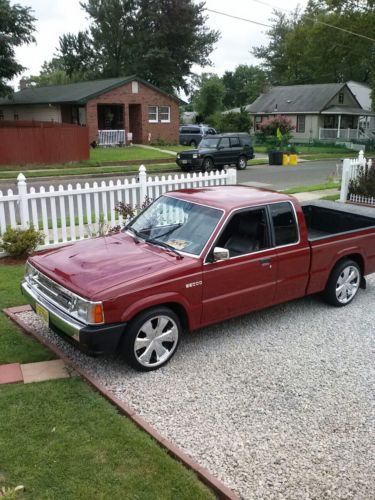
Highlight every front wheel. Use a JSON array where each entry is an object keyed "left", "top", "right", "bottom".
[
  {"left": 323, "top": 259, "right": 361, "bottom": 307},
  {"left": 237, "top": 155, "right": 248, "bottom": 170},
  {"left": 121, "top": 307, "right": 181, "bottom": 371}
]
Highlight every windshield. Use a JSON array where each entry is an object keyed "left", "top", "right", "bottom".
[
  {"left": 127, "top": 196, "right": 222, "bottom": 256},
  {"left": 199, "top": 137, "right": 220, "bottom": 148}
]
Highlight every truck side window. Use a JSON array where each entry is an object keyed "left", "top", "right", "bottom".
[
  {"left": 216, "top": 208, "right": 269, "bottom": 257},
  {"left": 270, "top": 202, "right": 298, "bottom": 246}
]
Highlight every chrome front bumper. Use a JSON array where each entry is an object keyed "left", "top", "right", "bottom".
[
  {"left": 21, "top": 280, "right": 84, "bottom": 337},
  {"left": 21, "top": 280, "right": 126, "bottom": 355}
]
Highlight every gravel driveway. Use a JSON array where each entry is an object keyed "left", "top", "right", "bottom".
[{"left": 18, "top": 276, "right": 375, "bottom": 499}]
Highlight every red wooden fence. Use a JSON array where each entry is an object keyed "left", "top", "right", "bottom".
[{"left": 0, "top": 121, "right": 89, "bottom": 165}]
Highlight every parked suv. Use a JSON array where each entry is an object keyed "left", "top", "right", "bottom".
[
  {"left": 179, "top": 124, "right": 217, "bottom": 147},
  {"left": 176, "top": 133, "right": 254, "bottom": 171}
]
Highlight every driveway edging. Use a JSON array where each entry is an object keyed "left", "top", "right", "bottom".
[{"left": 4, "top": 304, "right": 239, "bottom": 500}]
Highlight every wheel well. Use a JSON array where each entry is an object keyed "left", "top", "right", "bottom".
[
  {"left": 163, "top": 302, "right": 189, "bottom": 331},
  {"left": 335, "top": 253, "right": 364, "bottom": 276}
]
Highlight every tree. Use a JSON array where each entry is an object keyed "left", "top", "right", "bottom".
[
  {"left": 208, "top": 108, "right": 253, "bottom": 133},
  {"left": 193, "top": 74, "right": 225, "bottom": 120},
  {"left": 253, "top": 2, "right": 375, "bottom": 85},
  {"left": 222, "top": 65, "right": 268, "bottom": 109},
  {"left": 0, "top": 0, "right": 36, "bottom": 96},
  {"left": 51, "top": 0, "right": 219, "bottom": 93}
]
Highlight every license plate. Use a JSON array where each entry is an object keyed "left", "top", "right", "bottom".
[
  {"left": 182, "top": 160, "right": 188, "bottom": 164},
  {"left": 36, "top": 303, "right": 49, "bottom": 325}
]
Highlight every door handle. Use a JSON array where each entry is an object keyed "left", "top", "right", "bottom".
[{"left": 260, "top": 258, "right": 272, "bottom": 266}]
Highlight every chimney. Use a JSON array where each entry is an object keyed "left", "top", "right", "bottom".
[{"left": 19, "top": 78, "right": 28, "bottom": 91}]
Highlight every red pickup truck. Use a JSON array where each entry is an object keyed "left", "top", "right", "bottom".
[{"left": 22, "top": 186, "right": 375, "bottom": 371}]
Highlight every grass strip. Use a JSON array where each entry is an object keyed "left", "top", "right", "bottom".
[
  {"left": 282, "top": 182, "right": 340, "bottom": 194},
  {"left": 0, "top": 378, "right": 214, "bottom": 499},
  {"left": 0, "top": 263, "right": 54, "bottom": 364}
]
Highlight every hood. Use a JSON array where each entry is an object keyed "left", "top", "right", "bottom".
[{"left": 29, "top": 232, "right": 184, "bottom": 299}]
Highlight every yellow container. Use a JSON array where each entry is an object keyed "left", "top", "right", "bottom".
[
  {"left": 289, "top": 154, "right": 298, "bottom": 166},
  {"left": 282, "top": 154, "right": 289, "bottom": 166}
]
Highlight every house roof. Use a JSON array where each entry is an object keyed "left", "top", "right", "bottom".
[
  {"left": 321, "top": 106, "right": 375, "bottom": 116},
  {"left": 0, "top": 76, "right": 183, "bottom": 106},
  {"left": 247, "top": 83, "right": 360, "bottom": 114}
]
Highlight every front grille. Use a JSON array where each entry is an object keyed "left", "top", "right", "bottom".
[{"left": 27, "top": 268, "right": 76, "bottom": 314}]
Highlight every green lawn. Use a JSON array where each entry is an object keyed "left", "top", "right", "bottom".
[
  {"left": 0, "top": 262, "right": 214, "bottom": 498},
  {"left": 91, "top": 145, "right": 171, "bottom": 161},
  {"left": 0, "top": 379, "right": 214, "bottom": 499},
  {"left": 254, "top": 144, "right": 353, "bottom": 154},
  {"left": 0, "top": 263, "right": 54, "bottom": 364},
  {"left": 282, "top": 182, "right": 340, "bottom": 194}
]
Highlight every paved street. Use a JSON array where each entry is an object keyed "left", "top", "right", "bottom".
[{"left": 0, "top": 159, "right": 340, "bottom": 192}]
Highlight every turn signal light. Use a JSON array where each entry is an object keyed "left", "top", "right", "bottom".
[{"left": 93, "top": 303, "right": 104, "bottom": 324}]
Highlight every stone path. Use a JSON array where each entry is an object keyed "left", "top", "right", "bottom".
[{"left": 0, "top": 359, "right": 69, "bottom": 385}]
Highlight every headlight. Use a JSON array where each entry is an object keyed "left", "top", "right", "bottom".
[
  {"left": 25, "top": 261, "right": 37, "bottom": 282},
  {"left": 193, "top": 154, "right": 198, "bottom": 159},
  {"left": 177, "top": 153, "right": 180, "bottom": 158},
  {"left": 69, "top": 297, "right": 104, "bottom": 325}
]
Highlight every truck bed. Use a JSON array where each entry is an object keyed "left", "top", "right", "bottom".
[{"left": 302, "top": 200, "right": 375, "bottom": 241}]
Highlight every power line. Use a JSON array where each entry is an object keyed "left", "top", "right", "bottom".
[
  {"left": 205, "top": 8, "right": 271, "bottom": 28},
  {"left": 250, "top": 0, "right": 375, "bottom": 43}
]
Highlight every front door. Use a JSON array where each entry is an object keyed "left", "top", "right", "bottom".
[
  {"left": 201, "top": 207, "right": 278, "bottom": 325},
  {"left": 215, "top": 137, "right": 232, "bottom": 166},
  {"left": 129, "top": 104, "right": 143, "bottom": 143}
]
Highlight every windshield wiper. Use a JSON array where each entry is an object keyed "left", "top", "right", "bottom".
[
  {"left": 126, "top": 226, "right": 144, "bottom": 242},
  {"left": 146, "top": 238, "right": 183, "bottom": 259}
]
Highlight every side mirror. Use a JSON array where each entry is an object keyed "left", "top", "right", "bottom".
[{"left": 213, "top": 247, "right": 230, "bottom": 262}]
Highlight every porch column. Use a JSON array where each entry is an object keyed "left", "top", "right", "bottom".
[
  {"left": 357, "top": 116, "right": 360, "bottom": 139},
  {"left": 337, "top": 114, "right": 341, "bottom": 139}
]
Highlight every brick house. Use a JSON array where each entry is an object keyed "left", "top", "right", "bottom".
[{"left": 0, "top": 76, "right": 181, "bottom": 144}]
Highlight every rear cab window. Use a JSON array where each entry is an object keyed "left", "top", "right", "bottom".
[
  {"left": 230, "top": 137, "right": 240, "bottom": 147},
  {"left": 269, "top": 202, "right": 299, "bottom": 246}
]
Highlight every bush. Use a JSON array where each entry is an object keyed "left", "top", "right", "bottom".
[
  {"left": 208, "top": 108, "right": 252, "bottom": 133},
  {"left": 348, "top": 162, "right": 375, "bottom": 197},
  {"left": 0, "top": 227, "right": 43, "bottom": 258}
]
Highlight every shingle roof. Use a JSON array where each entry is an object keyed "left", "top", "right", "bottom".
[
  {"left": 247, "top": 83, "right": 354, "bottom": 114},
  {"left": 0, "top": 76, "right": 182, "bottom": 105}
]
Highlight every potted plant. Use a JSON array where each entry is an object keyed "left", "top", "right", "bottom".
[{"left": 258, "top": 116, "right": 295, "bottom": 165}]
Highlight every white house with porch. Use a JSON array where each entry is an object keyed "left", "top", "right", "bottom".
[{"left": 246, "top": 83, "right": 375, "bottom": 143}]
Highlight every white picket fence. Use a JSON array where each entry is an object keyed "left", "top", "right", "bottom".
[
  {"left": 0, "top": 165, "right": 237, "bottom": 250},
  {"left": 98, "top": 129, "right": 126, "bottom": 146},
  {"left": 349, "top": 194, "right": 375, "bottom": 206},
  {"left": 340, "top": 150, "right": 373, "bottom": 202}
]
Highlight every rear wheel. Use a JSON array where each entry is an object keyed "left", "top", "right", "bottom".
[
  {"left": 237, "top": 155, "right": 248, "bottom": 170},
  {"left": 121, "top": 307, "right": 181, "bottom": 371},
  {"left": 323, "top": 259, "right": 361, "bottom": 307},
  {"left": 189, "top": 140, "right": 197, "bottom": 148},
  {"left": 202, "top": 157, "right": 214, "bottom": 172}
]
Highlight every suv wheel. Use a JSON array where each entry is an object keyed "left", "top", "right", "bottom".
[
  {"left": 202, "top": 157, "right": 214, "bottom": 172},
  {"left": 189, "top": 140, "right": 197, "bottom": 147},
  {"left": 237, "top": 155, "right": 248, "bottom": 170}
]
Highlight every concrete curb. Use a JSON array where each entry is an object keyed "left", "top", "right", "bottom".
[{"left": 4, "top": 304, "right": 239, "bottom": 500}]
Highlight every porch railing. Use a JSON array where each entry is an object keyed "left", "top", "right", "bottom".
[
  {"left": 98, "top": 129, "right": 126, "bottom": 146},
  {"left": 318, "top": 128, "right": 370, "bottom": 141}
]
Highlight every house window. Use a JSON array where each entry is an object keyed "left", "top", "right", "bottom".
[
  {"left": 338, "top": 92, "right": 344, "bottom": 104},
  {"left": 14, "top": 112, "right": 19, "bottom": 120},
  {"left": 159, "top": 106, "right": 170, "bottom": 123},
  {"left": 296, "top": 115, "right": 305, "bottom": 133},
  {"left": 148, "top": 106, "right": 158, "bottom": 123},
  {"left": 0, "top": 109, "right": 4, "bottom": 120}
]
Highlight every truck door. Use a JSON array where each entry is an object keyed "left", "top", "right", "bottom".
[
  {"left": 269, "top": 202, "right": 310, "bottom": 303},
  {"left": 202, "top": 207, "right": 278, "bottom": 324}
]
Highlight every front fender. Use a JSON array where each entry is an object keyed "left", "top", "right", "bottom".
[{"left": 120, "top": 292, "right": 198, "bottom": 330}]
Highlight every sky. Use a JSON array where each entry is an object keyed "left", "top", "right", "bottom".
[{"left": 12, "top": 0, "right": 307, "bottom": 89}]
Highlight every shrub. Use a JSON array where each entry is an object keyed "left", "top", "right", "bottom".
[
  {"left": 0, "top": 226, "right": 43, "bottom": 258},
  {"left": 258, "top": 115, "right": 295, "bottom": 137},
  {"left": 348, "top": 161, "right": 375, "bottom": 197},
  {"left": 208, "top": 108, "right": 252, "bottom": 133},
  {"left": 115, "top": 196, "right": 153, "bottom": 224}
]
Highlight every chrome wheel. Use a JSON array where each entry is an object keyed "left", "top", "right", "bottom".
[
  {"left": 335, "top": 265, "right": 360, "bottom": 304},
  {"left": 134, "top": 315, "right": 179, "bottom": 368}
]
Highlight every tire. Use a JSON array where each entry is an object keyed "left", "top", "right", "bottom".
[
  {"left": 323, "top": 259, "right": 361, "bottom": 307},
  {"left": 121, "top": 307, "right": 181, "bottom": 371},
  {"left": 202, "top": 157, "right": 214, "bottom": 172},
  {"left": 189, "top": 140, "right": 197, "bottom": 148},
  {"left": 237, "top": 155, "right": 248, "bottom": 170}
]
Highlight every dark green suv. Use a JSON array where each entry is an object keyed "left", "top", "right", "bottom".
[{"left": 176, "top": 133, "right": 254, "bottom": 172}]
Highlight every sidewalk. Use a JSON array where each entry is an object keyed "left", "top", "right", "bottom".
[
  {"left": 292, "top": 188, "right": 339, "bottom": 201},
  {"left": 0, "top": 359, "right": 69, "bottom": 385}
]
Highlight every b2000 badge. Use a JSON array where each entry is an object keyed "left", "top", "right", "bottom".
[{"left": 185, "top": 281, "right": 203, "bottom": 289}]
